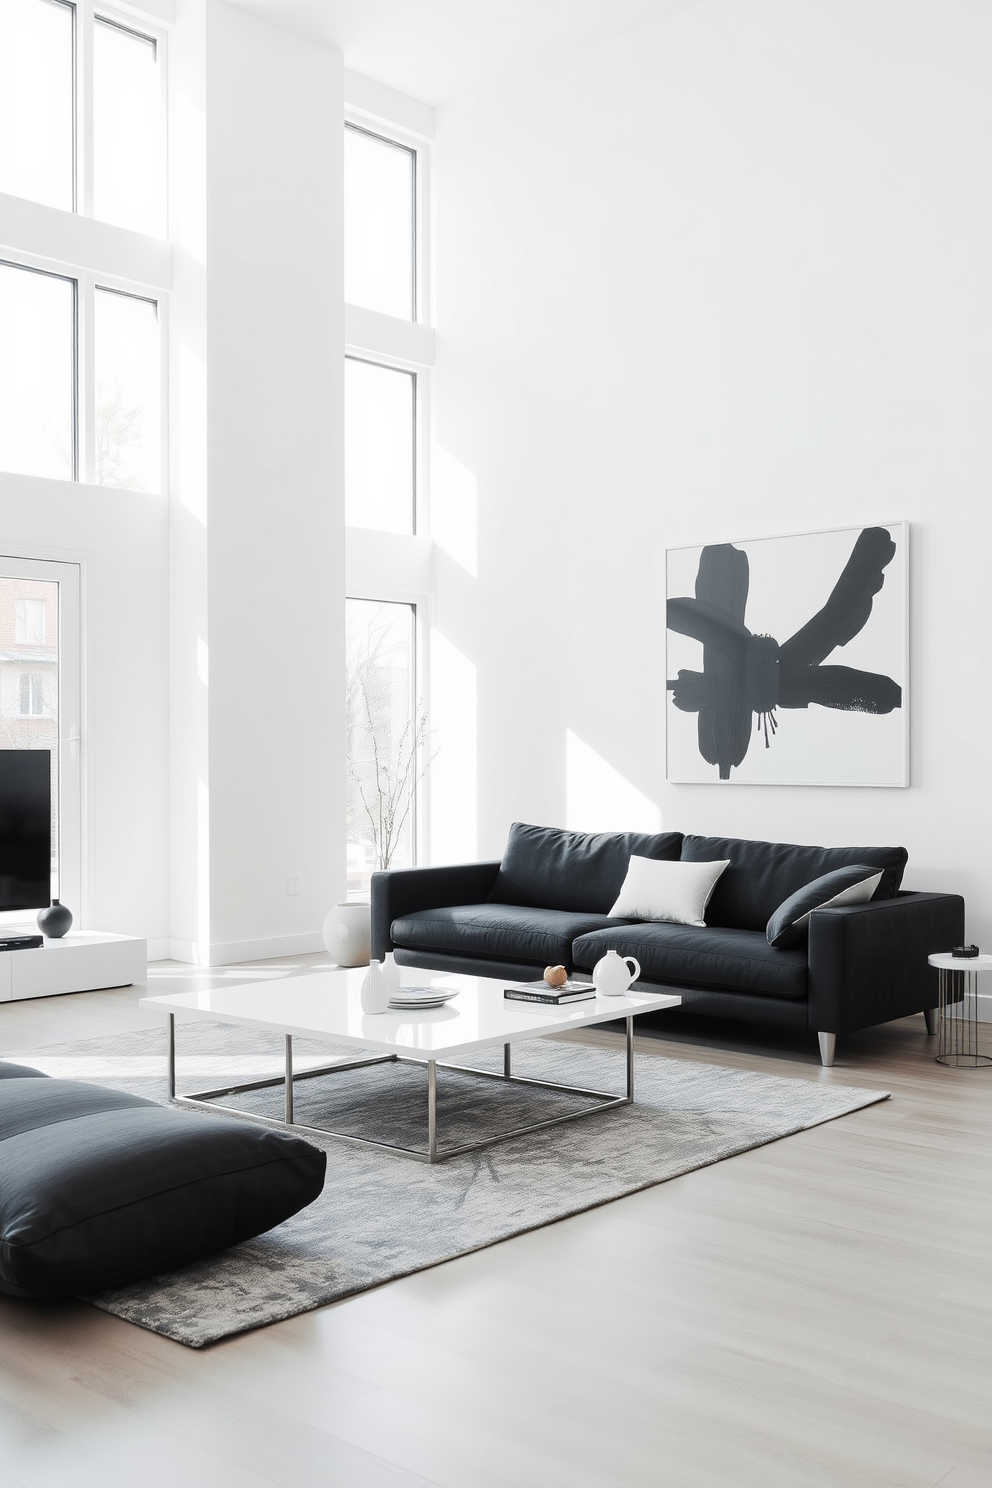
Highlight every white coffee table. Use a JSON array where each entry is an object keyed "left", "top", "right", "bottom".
[{"left": 140, "top": 969, "right": 681, "bottom": 1163}]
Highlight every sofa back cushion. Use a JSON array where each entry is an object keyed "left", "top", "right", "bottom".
[
  {"left": 680, "top": 834, "right": 908, "bottom": 931},
  {"left": 491, "top": 823, "right": 684, "bottom": 915}
]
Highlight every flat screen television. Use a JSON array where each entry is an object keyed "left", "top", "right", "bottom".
[{"left": 0, "top": 751, "right": 52, "bottom": 911}]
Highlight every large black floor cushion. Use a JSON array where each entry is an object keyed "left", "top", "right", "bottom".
[
  {"left": 572, "top": 923, "right": 809, "bottom": 1000},
  {"left": 680, "top": 835, "right": 909, "bottom": 931},
  {"left": 0, "top": 1062, "right": 326, "bottom": 1299},
  {"left": 489, "top": 822, "right": 683, "bottom": 914},
  {"left": 391, "top": 902, "right": 630, "bottom": 969}
]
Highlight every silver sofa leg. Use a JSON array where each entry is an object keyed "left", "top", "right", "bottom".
[
  {"left": 924, "top": 1007, "right": 939, "bottom": 1036},
  {"left": 817, "top": 1032, "right": 836, "bottom": 1068}
]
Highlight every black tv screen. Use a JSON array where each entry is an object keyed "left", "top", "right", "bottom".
[{"left": 0, "top": 751, "right": 52, "bottom": 911}]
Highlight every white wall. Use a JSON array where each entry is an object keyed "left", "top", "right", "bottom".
[{"left": 433, "top": 0, "right": 992, "bottom": 938}]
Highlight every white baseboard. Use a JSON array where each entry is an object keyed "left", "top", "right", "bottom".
[
  {"left": 147, "top": 937, "right": 170, "bottom": 963},
  {"left": 165, "top": 932, "right": 326, "bottom": 967}
]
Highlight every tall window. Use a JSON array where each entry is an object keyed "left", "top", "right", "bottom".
[
  {"left": 345, "top": 124, "right": 416, "bottom": 321},
  {"left": 94, "top": 287, "right": 161, "bottom": 490},
  {"left": 0, "top": 0, "right": 75, "bottom": 212},
  {"left": 93, "top": 16, "right": 166, "bottom": 236},
  {"left": 344, "top": 100, "right": 433, "bottom": 897},
  {"left": 345, "top": 357, "right": 416, "bottom": 535},
  {"left": 0, "top": 262, "right": 162, "bottom": 491},
  {"left": 0, "top": 262, "right": 76, "bottom": 482},
  {"left": 0, "top": 1, "right": 167, "bottom": 236}
]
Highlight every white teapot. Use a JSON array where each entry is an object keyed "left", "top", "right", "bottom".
[{"left": 592, "top": 948, "right": 641, "bottom": 997}]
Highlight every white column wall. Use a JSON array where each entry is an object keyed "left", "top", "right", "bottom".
[
  {"left": 199, "top": 2, "right": 344, "bottom": 962},
  {"left": 432, "top": 1, "right": 992, "bottom": 938}
]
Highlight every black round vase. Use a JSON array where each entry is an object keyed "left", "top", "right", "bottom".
[{"left": 37, "top": 899, "right": 73, "bottom": 938}]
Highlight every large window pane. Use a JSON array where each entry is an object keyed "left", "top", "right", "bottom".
[
  {"left": 0, "top": 262, "right": 75, "bottom": 481},
  {"left": 345, "top": 125, "right": 415, "bottom": 320},
  {"left": 93, "top": 16, "right": 165, "bottom": 237},
  {"left": 0, "top": 0, "right": 74, "bottom": 213},
  {"left": 346, "top": 599, "right": 418, "bottom": 896},
  {"left": 0, "top": 578, "right": 60, "bottom": 898},
  {"left": 95, "top": 287, "right": 160, "bottom": 492},
  {"left": 345, "top": 358, "right": 415, "bottom": 535}
]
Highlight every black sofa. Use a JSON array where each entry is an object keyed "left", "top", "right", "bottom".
[{"left": 371, "top": 823, "right": 964, "bottom": 1066}]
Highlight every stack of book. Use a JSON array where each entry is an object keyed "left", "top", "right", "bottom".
[{"left": 504, "top": 980, "right": 596, "bottom": 1006}]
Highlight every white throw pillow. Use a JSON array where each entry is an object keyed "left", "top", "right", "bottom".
[{"left": 609, "top": 856, "right": 730, "bottom": 928}]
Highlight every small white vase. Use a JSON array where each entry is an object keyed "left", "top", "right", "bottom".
[
  {"left": 361, "top": 952, "right": 400, "bottom": 1014},
  {"left": 322, "top": 902, "right": 371, "bottom": 967}
]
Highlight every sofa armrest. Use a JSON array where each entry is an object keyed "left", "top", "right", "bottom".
[
  {"left": 807, "top": 891, "right": 965, "bottom": 1033},
  {"left": 370, "top": 862, "right": 502, "bottom": 959}
]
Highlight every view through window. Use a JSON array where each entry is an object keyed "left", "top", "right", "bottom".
[
  {"left": 346, "top": 598, "right": 418, "bottom": 898},
  {"left": 0, "top": 577, "right": 60, "bottom": 896}
]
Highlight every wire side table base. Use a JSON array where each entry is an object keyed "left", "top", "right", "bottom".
[{"left": 936, "top": 966, "right": 992, "bottom": 1068}]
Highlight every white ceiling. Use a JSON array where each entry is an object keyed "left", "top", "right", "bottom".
[{"left": 229, "top": 0, "right": 702, "bottom": 106}]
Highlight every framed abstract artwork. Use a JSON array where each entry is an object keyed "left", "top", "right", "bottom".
[{"left": 666, "top": 523, "right": 909, "bottom": 787}]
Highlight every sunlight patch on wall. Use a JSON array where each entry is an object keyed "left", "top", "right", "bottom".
[
  {"left": 430, "top": 629, "right": 477, "bottom": 863},
  {"left": 432, "top": 444, "right": 477, "bottom": 577},
  {"left": 566, "top": 730, "right": 661, "bottom": 834}
]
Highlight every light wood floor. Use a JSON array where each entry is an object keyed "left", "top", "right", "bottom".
[{"left": 1, "top": 956, "right": 990, "bottom": 1488}]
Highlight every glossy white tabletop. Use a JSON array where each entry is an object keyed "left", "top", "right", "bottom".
[
  {"left": 928, "top": 953, "right": 992, "bottom": 971},
  {"left": 140, "top": 968, "right": 681, "bottom": 1059}
]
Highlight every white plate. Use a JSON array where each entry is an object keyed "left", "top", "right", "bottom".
[{"left": 389, "top": 987, "right": 459, "bottom": 1008}]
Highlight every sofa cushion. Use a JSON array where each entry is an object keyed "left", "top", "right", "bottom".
[
  {"left": 0, "top": 1075, "right": 326, "bottom": 1299},
  {"left": 572, "top": 922, "right": 809, "bottom": 1000},
  {"left": 391, "top": 903, "right": 631, "bottom": 970},
  {"left": 490, "top": 822, "right": 683, "bottom": 914},
  {"left": 766, "top": 866, "right": 883, "bottom": 948},
  {"left": 680, "top": 835, "right": 908, "bottom": 932}
]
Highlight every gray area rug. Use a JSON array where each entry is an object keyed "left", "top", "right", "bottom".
[{"left": 6, "top": 1022, "right": 890, "bottom": 1348}]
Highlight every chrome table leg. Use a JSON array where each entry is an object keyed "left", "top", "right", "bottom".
[
  {"left": 285, "top": 1034, "right": 294, "bottom": 1123},
  {"left": 427, "top": 1059, "right": 438, "bottom": 1163}
]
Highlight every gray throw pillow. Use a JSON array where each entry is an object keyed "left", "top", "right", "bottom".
[{"left": 766, "top": 865, "right": 883, "bottom": 948}]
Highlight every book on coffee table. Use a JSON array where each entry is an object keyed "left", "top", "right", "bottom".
[{"left": 504, "top": 981, "right": 596, "bottom": 1005}]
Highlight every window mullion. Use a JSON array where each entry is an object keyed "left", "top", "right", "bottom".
[
  {"left": 78, "top": 2, "right": 94, "bottom": 218},
  {"left": 79, "top": 274, "right": 96, "bottom": 484}
]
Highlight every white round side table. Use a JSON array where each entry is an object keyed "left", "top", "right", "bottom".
[{"left": 928, "top": 953, "right": 992, "bottom": 1068}]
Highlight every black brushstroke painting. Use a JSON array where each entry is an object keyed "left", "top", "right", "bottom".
[{"left": 667, "top": 526, "right": 902, "bottom": 780}]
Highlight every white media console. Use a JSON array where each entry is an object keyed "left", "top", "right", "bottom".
[{"left": 0, "top": 931, "right": 147, "bottom": 1002}]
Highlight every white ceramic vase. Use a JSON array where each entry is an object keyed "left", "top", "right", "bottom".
[
  {"left": 361, "top": 952, "right": 400, "bottom": 1014},
  {"left": 322, "top": 902, "right": 371, "bottom": 967},
  {"left": 592, "top": 948, "right": 641, "bottom": 997}
]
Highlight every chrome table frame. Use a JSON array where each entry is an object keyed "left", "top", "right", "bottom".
[{"left": 166, "top": 1011, "right": 636, "bottom": 1164}]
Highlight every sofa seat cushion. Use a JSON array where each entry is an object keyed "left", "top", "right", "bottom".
[
  {"left": 680, "top": 835, "right": 908, "bottom": 931},
  {"left": 490, "top": 822, "right": 683, "bottom": 914},
  {"left": 391, "top": 903, "right": 632, "bottom": 970},
  {"left": 572, "top": 922, "right": 809, "bottom": 1000},
  {"left": 0, "top": 1075, "right": 326, "bottom": 1299}
]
